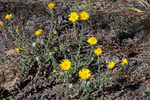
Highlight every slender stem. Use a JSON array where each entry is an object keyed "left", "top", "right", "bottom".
[
  {"left": 76, "top": 24, "right": 84, "bottom": 68},
  {"left": 45, "top": 10, "right": 54, "bottom": 58},
  {"left": 86, "top": 46, "right": 94, "bottom": 66},
  {"left": 97, "top": 56, "right": 100, "bottom": 72}
]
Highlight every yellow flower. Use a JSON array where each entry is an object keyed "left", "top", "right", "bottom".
[
  {"left": 120, "top": 58, "right": 128, "bottom": 66},
  {"left": 53, "top": 30, "right": 57, "bottom": 34},
  {"left": 94, "top": 47, "right": 102, "bottom": 55},
  {"left": 79, "top": 68, "right": 91, "bottom": 80},
  {"left": 16, "top": 26, "right": 19, "bottom": 33},
  {"left": 0, "top": 21, "right": 3, "bottom": 26},
  {"left": 87, "top": 37, "right": 98, "bottom": 45},
  {"left": 35, "top": 29, "right": 43, "bottom": 36},
  {"left": 48, "top": 2, "right": 55, "bottom": 10},
  {"left": 5, "top": 13, "right": 13, "bottom": 20},
  {"left": 79, "top": 11, "right": 89, "bottom": 20},
  {"left": 68, "top": 12, "right": 79, "bottom": 23},
  {"left": 16, "top": 48, "right": 20, "bottom": 53},
  {"left": 59, "top": 59, "right": 71, "bottom": 71},
  {"left": 107, "top": 61, "right": 115, "bottom": 69}
]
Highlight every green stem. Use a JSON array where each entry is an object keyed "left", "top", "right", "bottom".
[
  {"left": 80, "top": 80, "right": 87, "bottom": 99},
  {"left": 76, "top": 24, "right": 84, "bottom": 68},
  {"left": 97, "top": 56, "right": 100, "bottom": 72},
  {"left": 86, "top": 46, "right": 94, "bottom": 66},
  {"left": 45, "top": 10, "right": 54, "bottom": 58},
  {"left": 104, "top": 69, "right": 111, "bottom": 86}
]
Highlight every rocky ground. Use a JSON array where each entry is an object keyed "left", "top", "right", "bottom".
[{"left": 1, "top": 0, "right": 150, "bottom": 100}]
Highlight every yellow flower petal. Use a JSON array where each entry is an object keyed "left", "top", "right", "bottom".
[
  {"left": 87, "top": 37, "right": 98, "bottom": 45},
  {"left": 79, "top": 11, "right": 89, "bottom": 20},
  {"left": 0, "top": 21, "right": 3, "bottom": 26},
  {"left": 48, "top": 2, "right": 55, "bottom": 10},
  {"left": 53, "top": 30, "right": 57, "bottom": 34},
  {"left": 59, "top": 59, "right": 71, "bottom": 71},
  {"left": 16, "top": 26, "right": 19, "bottom": 33},
  {"left": 120, "top": 58, "right": 128, "bottom": 66},
  {"left": 35, "top": 29, "right": 43, "bottom": 36},
  {"left": 94, "top": 47, "right": 102, "bottom": 55},
  {"left": 79, "top": 68, "right": 91, "bottom": 80},
  {"left": 5, "top": 13, "right": 13, "bottom": 20},
  {"left": 68, "top": 12, "right": 79, "bottom": 23},
  {"left": 107, "top": 61, "right": 115, "bottom": 69},
  {"left": 16, "top": 48, "right": 20, "bottom": 53}
]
